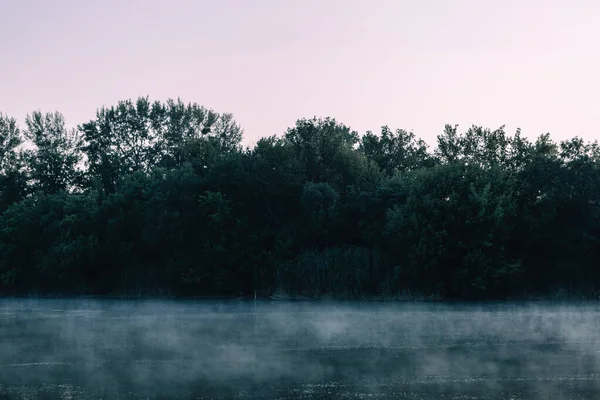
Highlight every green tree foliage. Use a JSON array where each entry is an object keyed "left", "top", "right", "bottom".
[
  {"left": 360, "top": 126, "right": 433, "bottom": 175},
  {"left": 0, "top": 191, "right": 99, "bottom": 293},
  {"left": 1, "top": 97, "right": 600, "bottom": 300},
  {"left": 384, "top": 164, "right": 519, "bottom": 298},
  {"left": 0, "top": 114, "right": 27, "bottom": 212},
  {"left": 22, "top": 111, "right": 83, "bottom": 194},
  {"left": 284, "top": 117, "right": 362, "bottom": 190},
  {"left": 79, "top": 97, "right": 242, "bottom": 194}
]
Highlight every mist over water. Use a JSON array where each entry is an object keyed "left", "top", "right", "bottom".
[{"left": 2, "top": 299, "right": 600, "bottom": 399}]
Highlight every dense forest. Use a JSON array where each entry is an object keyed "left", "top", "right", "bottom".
[{"left": 0, "top": 96, "right": 598, "bottom": 300}]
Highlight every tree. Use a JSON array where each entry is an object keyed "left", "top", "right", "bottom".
[
  {"left": 284, "top": 117, "right": 359, "bottom": 188},
  {"left": 384, "top": 164, "right": 520, "bottom": 298},
  {"left": 360, "top": 126, "right": 432, "bottom": 175},
  {"left": 79, "top": 97, "right": 243, "bottom": 193},
  {"left": 22, "top": 111, "right": 83, "bottom": 195},
  {"left": 436, "top": 124, "right": 521, "bottom": 169},
  {"left": 0, "top": 113, "right": 27, "bottom": 211}
]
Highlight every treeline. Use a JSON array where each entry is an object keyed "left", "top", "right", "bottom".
[{"left": 0, "top": 96, "right": 599, "bottom": 300}]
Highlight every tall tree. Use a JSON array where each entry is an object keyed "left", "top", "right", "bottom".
[
  {"left": 79, "top": 97, "right": 243, "bottom": 193},
  {"left": 0, "top": 113, "right": 27, "bottom": 212},
  {"left": 360, "top": 126, "right": 432, "bottom": 175},
  {"left": 22, "top": 111, "right": 82, "bottom": 194},
  {"left": 284, "top": 117, "right": 359, "bottom": 188}
]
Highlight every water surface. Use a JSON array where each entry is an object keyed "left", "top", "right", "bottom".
[{"left": 1, "top": 299, "right": 600, "bottom": 399}]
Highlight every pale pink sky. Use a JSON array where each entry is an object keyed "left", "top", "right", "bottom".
[{"left": 1, "top": 0, "right": 599, "bottom": 147}]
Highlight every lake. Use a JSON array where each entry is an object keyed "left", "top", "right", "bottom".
[{"left": 1, "top": 299, "right": 600, "bottom": 399}]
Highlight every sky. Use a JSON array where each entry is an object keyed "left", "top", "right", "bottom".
[{"left": 1, "top": 0, "right": 600, "bottom": 148}]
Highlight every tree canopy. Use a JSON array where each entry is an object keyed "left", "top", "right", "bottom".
[{"left": 0, "top": 96, "right": 598, "bottom": 300}]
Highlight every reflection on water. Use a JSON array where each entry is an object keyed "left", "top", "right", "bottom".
[{"left": 2, "top": 299, "right": 600, "bottom": 399}]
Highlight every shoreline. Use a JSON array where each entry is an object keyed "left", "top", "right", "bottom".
[{"left": 0, "top": 292, "right": 599, "bottom": 303}]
